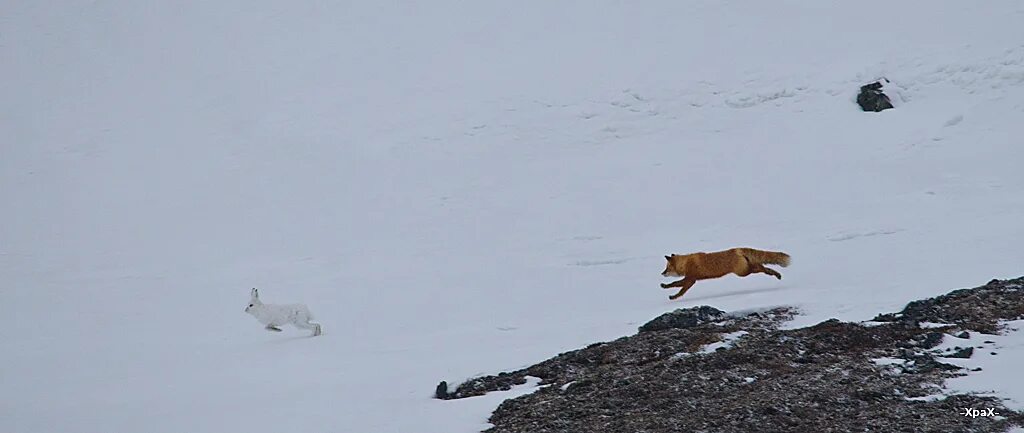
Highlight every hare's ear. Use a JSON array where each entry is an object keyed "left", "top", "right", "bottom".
[{"left": 251, "top": 288, "right": 259, "bottom": 299}]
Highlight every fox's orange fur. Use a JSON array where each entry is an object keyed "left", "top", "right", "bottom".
[{"left": 660, "top": 247, "right": 790, "bottom": 300}]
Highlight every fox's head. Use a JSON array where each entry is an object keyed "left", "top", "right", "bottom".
[{"left": 661, "top": 255, "right": 683, "bottom": 277}]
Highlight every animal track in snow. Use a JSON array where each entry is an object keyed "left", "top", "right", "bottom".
[
  {"left": 827, "top": 229, "right": 909, "bottom": 242},
  {"left": 572, "top": 258, "right": 632, "bottom": 267},
  {"left": 724, "top": 88, "right": 799, "bottom": 108}
]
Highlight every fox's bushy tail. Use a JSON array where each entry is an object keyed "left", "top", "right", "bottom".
[{"left": 739, "top": 248, "right": 791, "bottom": 267}]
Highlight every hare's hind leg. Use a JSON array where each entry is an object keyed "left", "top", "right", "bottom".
[
  {"left": 265, "top": 325, "right": 283, "bottom": 332},
  {"left": 312, "top": 322, "right": 322, "bottom": 336},
  {"left": 293, "top": 312, "right": 322, "bottom": 336},
  {"left": 295, "top": 320, "right": 322, "bottom": 336}
]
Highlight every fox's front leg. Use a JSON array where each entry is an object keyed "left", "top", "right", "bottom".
[
  {"left": 265, "top": 325, "right": 283, "bottom": 332},
  {"left": 661, "top": 278, "right": 688, "bottom": 289},
  {"left": 667, "top": 278, "right": 697, "bottom": 300}
]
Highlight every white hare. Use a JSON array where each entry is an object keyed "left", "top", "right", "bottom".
[{"left": 244, "top": 288, "right": 322, "bottom": 336}]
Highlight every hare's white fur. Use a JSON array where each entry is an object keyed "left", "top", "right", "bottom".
[{"left": 245, "top": 288, "right": 322, "bottom": 336}]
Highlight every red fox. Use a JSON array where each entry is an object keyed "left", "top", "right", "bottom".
[{"left": 660, "top": 247, "right": 790, "bottom": 300}]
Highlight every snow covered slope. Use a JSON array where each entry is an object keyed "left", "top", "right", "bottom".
[{"left": 3, "top": 1, "right": 1023, "bottom": 432}]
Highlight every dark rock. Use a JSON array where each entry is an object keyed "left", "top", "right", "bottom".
[
  {"left": 945, "top": 347, "right": 974, "bottom": 359},
  {"left": 957, "top": 331, "right": 970, "bottom": 339},
  {"left": 434, "top": 381, "right": 450, "bottom": 399},
  {"left": 857, "top": 79, "right": 894, "bottom": 112},
  {"left": 442, "top": 374, "right": 528, "bottom": 400},
  {"left": 871, "top": 313, "right": 899, "bottom": 322},
  {"left": 638, "top": 305, "right": 727, "bottom": 333},
  {"left": 918, "top": 332, "right": 945, "bottom": 349}
]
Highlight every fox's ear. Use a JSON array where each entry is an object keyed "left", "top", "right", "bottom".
[{"left": 665, "top": 255, "right": 671, "bottom": 260}]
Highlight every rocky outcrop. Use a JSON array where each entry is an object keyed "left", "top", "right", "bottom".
[
  {"left": 436, "top": 277, "right": 1024, "bottom": 432},
  {"left": 857, "top": 79, "right": 894, "bottom": 112}
]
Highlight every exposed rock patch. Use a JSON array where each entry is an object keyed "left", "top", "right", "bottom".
[{"left": 437, "top": 277, "right": 1024, "bottom": 432}]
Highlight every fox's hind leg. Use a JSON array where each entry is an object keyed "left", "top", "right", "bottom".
[{"left": 749, "top": 263, "right": 782, "bottom": 280}]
